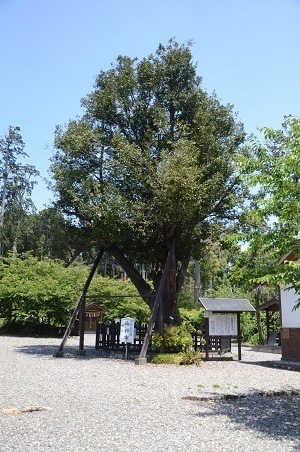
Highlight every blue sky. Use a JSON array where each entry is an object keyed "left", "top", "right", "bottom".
[{"left": 1, "top": 0, "right": 300, "bottom": 210}]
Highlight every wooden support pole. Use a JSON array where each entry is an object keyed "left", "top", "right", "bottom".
[
  {"left": 78, "top": 296, "right": 86, "bottom": 355},
  {"left": 205, "top": 317, "right": 209, "bottom": 361},
  {"left": 266, "top": 310, "right": 270, "bottom": 340},
  {"left": 54, "top": 248, "right": 104, "bottom": 357},
  {"left": 237, "top": 312, "right": 242, "bottom": 361},
  {"left": 135, "top": 238, "right": 176, "bottom": 365}
]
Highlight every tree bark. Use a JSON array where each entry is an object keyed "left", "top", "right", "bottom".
[
  {"left": 107, "top": 241, "right": 188, "bottom": 325},
  {"left": 254, "top": 291, "right": 266, "bottom": 345}
]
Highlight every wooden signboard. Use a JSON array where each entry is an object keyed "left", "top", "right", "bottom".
[
  {"left": 208, "top": 314, "right": 238, "bottom": 336},
  {"left": 120, "top": 317, "right": 135, "bottom": 343}
]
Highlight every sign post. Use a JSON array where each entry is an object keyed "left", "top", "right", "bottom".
[
  {"left": 199, "top": 297, "right": 256, "bottom": 361},
  {"left": 120, "top": 317, "right": 135, "bottom": 360}
]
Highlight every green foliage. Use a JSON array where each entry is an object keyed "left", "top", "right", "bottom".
[
  {"left": 179, "top": 348, "right": 202, "bottom": 365},
  {"left": 0, "top": 253, "right": 151, "bottom": 330},
  {"left": 150, "top": 353, "right": 182, "bottom": 365},
  {"left": 163, "top": 322, "right": 194, "bottom": 351},
  {"left": 0, "top": 253, "right": 87, "bottom": 326},
  {"left": 240, "top": 312, "right": 261, "bottom": 344},
  {"left": 0, "top": 126, "right": 39, "bottom": 257},
  {"left": 179, "top": 308, "right": 204, "bottom": 328},
  {"left": 238, "top": 116, "right": 300, "bottom": 297},
  {"left": 51, "top": 39, "right": 246, "bottom": 322},
  {"left": 89, "top": 275, "right": 151, "bottom": 322},
  {"left": 151, "top": 330, "right": 164, "bottom": 350}
]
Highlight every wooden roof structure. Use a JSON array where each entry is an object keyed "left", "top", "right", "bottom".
[
  {"left": 71, "top": 302, "right": 106, "bottom": 313},
  {"left": 199, "top": 297, "right": 255, "bottom": 313},
  {"left": 198, "top": 297, "right": 255, "bottom": 361},
  {"left": 278, "top": 250, "right": 298, "bottom": 264},
  {"left": 256, "top": 296, "right": 280, "bottom": 313}
]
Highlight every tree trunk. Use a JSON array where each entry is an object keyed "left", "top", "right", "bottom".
[
  {"left": 254, "top": 292, "right": 266, "bottom": 345},
  {"left": 0, "top": 160, "right": 8, "bottom": 256},
  {"left": 158, "top": 249, "right": 181, "bottom": 325},
  {"left": 107, "top": 242, "right": 190, "bottom": 326},
  {"left": 194, "top": 260, "right": 201, "bottom": 305}
]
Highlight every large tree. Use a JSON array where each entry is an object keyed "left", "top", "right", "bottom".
[
  {"left": 239, "top": 116, "right": 300, "bottom": 256},
  {"left": 238, "top": 115, "right": 300, "bottom": 307},
  {"left": 51, "top": 40, "right": 246, "bottom": 323},
  {"left": 0, "top": 126, "right": 39, "bottom": 256}
]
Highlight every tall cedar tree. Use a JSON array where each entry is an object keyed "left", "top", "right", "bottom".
[
  {"left": 51, "top": 41, "right": 246, "bottom": 323},
  {"left": 0, "top": 126, "right": 38, "bottom": 256}
]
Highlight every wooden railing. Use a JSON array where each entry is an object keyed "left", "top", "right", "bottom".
[{"left": 95, "top": 321, "right": 231, "bottom": 354}]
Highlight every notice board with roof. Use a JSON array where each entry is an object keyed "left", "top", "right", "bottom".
[{"left": 198, "top": 297, "right": 255, "bottom": 360}]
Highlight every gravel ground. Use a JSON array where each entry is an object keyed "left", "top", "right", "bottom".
[{"left": 0, "top": 334, "right": 300, "bottom": 452}]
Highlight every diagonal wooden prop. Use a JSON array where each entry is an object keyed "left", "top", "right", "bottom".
[
  {"left": 137, "top": 237, "right": 176, "bottom": 360},
  {"left": 54, "top": 248, "right": 104, "bottom": 356}
]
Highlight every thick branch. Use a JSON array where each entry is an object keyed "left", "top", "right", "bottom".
[{"left": 106, "top": 244, "right": 155, "bottom": 305}]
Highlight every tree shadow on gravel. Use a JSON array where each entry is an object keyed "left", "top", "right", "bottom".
[
  {"left": 195, "top": 393, "right": 300, "bottom": 446},
  {"left": 14, "top": 343, "right": 132, "bottom": 361},
  {"left": 241, "top": 359, "right": 300, "bottom": 372},
  {"left": 14, "top": 344, "right": 101, "bottom": 359}
]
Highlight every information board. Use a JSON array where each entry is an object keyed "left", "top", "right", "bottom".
[
  {"left": 209, "top": 314, "right": 237, "bottom": 336},
  {"left": 120, "top": 317, "right": 135, "bottom": 343}
]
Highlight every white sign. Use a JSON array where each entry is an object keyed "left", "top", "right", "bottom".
[
  {"left": 209, "top": 314, "right": 237, "bottom": 336},
  {"left": 120, "top": 317, "right": 135, "bottom": 343}
]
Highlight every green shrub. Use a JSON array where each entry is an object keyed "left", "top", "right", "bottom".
[
  {"left": 150, "top": 353, "right": 181, "bottom": 364},
  {"left": 163, "top": 322, "right": 195, "bottom": 351},
  {"left": 151, "top": 330, "right": 164, "bottom": 350},
  {"left": 179, "top": 348, "right": 202, "bottom": 365},
  {"left": 179, "top": 308, "right": 204, "bottom": 328}
]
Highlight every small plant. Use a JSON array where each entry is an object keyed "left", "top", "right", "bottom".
[
  {"left": 213, "top": 383, "right": 222, "bottom": 389},
  {"left": 179, "top": 348, "right": 202, "bottom": 365}
]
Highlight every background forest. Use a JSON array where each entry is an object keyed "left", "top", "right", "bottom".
[{"left": 1, "top": 42, "right": 300, "bottom": 345}]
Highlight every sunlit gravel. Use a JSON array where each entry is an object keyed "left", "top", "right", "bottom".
[{"left": 0, "top": 335, "right": 299, "bottom": 452}]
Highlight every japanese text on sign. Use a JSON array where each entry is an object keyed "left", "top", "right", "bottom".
[
  {"left": 120, "top": 317, "right": 135, "bottom": 343},
  {"left": 209, "top": 314, "right": 237, "bottom": 336}
]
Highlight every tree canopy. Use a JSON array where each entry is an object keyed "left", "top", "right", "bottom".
[
  {"left": 238, "top": 115, "right": 300, "bottom": 305},
  {"left": 0, "top": 126, "right": 39, "bottom": 256},
  {"left": 51, "top": 40, "right": 246, "bottom": 323},
  {"left": 239, "top": 116, "right": 300, "bottom": 253}
]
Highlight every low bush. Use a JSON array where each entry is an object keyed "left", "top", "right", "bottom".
[
  {"left": 179, "top": 348, "right": 202, "bottom": 365},
  {"left": 155, "top": 322, "right": 195, "bottom": 351},
  {"left": 150, "top": 353, "right": 182, "bottom": 365}
]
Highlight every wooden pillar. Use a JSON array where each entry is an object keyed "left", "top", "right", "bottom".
[
  {"left": 135, "top": 238, "right": 175, "bottom": 365},
  {"left": 205, "top": 317, "right": 209, "bottom": 361},
  {"left": 237, "top": 312, "right": 242, "bottom": 361},
  {"left": 78, "top": 296, "right": 86, "bottom": 355},
  {"left": 266, "top": 309, "right": 270, "bottom": 339},
  {"left": 54, "top": 248, "right": 104, "bottom": 357}
]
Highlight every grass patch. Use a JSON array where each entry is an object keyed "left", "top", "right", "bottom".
[{"left": 150, "top": 353, "right": 182, "bottom": 365}]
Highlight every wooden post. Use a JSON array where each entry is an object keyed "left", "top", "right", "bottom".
[
  {"left": 237, "top": 312, "right": 242, "bottom": 361},
  {"left": 135, "top": 238, "right": 176, "bottom": 365},
  {"left": 205, "top": 317, "right": 209, "bottom": 361},
  {"left": 78, "top": 296, "right": 86, "bottom": 355},
  {"left": 194, "top": 260, "right": 200, "bottom": 305},
  {"left": 53, "top": 248, "right": 104, "bottom": 357},
  {"left": 125, "top": 343, "right": 129, "bottom": 360},
  {"left": 266, "top": 309, "right": 270, "bottom": 340}
]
